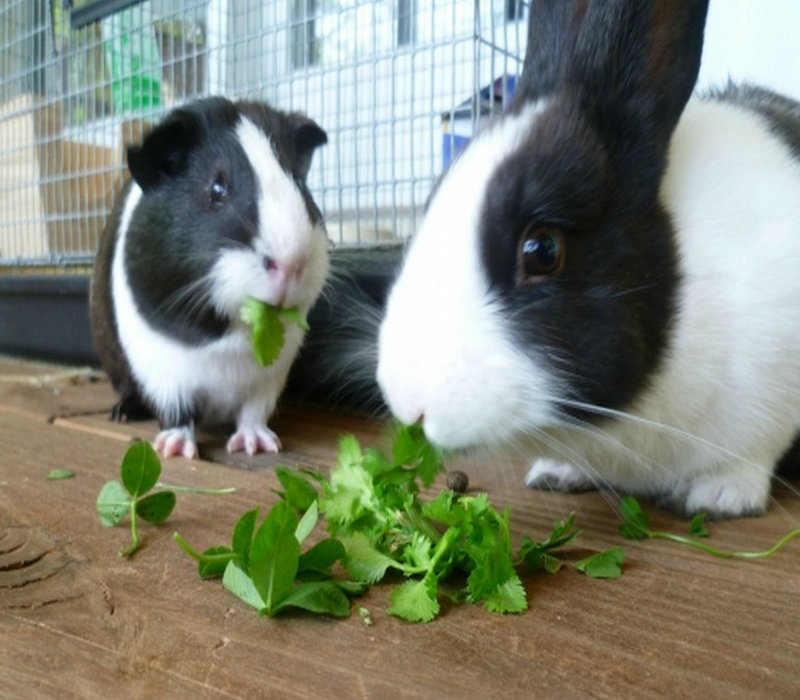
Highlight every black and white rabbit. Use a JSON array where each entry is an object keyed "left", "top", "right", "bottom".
[
  {"left": 377, "top": 0, "right": 800, "bottom": 517},
  {"left": 90, "top": 96, "right": 329, "bottom": 459}
]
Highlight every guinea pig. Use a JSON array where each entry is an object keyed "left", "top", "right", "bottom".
[
  {"left": 90, "top": 96, "right": 329, "bottom": 459},
  {"left": 377, "top": 0, "right": 800, "bottom": 518}
]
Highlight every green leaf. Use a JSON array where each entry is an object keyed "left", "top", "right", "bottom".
[
  {"left": 336, "top": 434, "right": 363, "bottom": 469},
  {"left": 392, "top": 423, "right": 425, "bottom": 464},
  {"left": 521, "top": 549, "right": 563, "bottom": 574},
  {"left": 294, "top": 499, "right": 319, "bottom": 545},
  {"left": 517, "top": 512, "right": 581, "bottom": 574},
  {"left": 297, "top": 538, "right": 345, "bottom": 578},
  {"left": 232, "top": 508, "right": 260, "bottom": 563},
  {"left": 575, "top": 546, "right": 625, "bottom": 579},
  {"left": 239, "top": 295, "right": 263, "bottom": 326},
  {"left": 278, "top": 306, "right": 310, "bottom": 331},
  {"left": 198, "top": 546, "right": 236, "bottom": 579},
  {"left": 543, "top": 512, "right": 581, "bottom": 549},
  {"left": 320, "top": 458, "right": 381, "bottom": 531},
  {"left": 46, "top": 468, "right": 74, "bottom": 480},
  {"left": 391, "top": 424, "right": 443, "bottom": 487},
  {"left": 96, "top": 480, "right": 131, "bottom": 527},
  {"left": 386, "top": 575, "right": 440, "bottom": 623},
  {"left": 276, "top": 467, "right": 319, "bottom": 512},
  {"left": 466, "top": 545, "right": 515, "bottom": 603},
  {"left": 483, "top": 573, "right": 527, "bottom": 614},
  {"left": 120, "top": 441, "right": 161, "bottom": 497},
  {"left": 361, "top": 447, "right": 395, "bottom": 478},
  {"left": 336, "top": 580, "right": 368, "bottom": 596},
  {"left": 251, "top": 312, "right": 285, "bottom": 367},
  {"left": 463, "top": 505, "right": 516, "bottom": 602},
  {"left": 223, "top": 560, "right": 266, "bottom": 611},
  {"left": 249, "top": 501, "right": 301, "bottom": 612},
  {"left": 266, "top": 581, "right": 351, "bottom": 618},
  {"left": 542, "top": 553, "right": 563, "bottom": 574},
  {"left": 241, "top": 297, "right": 285, "bottom": 367},
  {"left": 341, "top": 532, "right": 403, "bottom": 583},
  {"left": 619, "top": 496, "right": 651, "bottom": 540},
  {"left": 422, "top": 490, "right": 459, "bottom": 526},
  {"left": 403, "top": 532, "right": 434, "bottom": 571},
  {"left": 689, "top": 513, "right": 710, "bottom": 538},
  {"left": 135, "top": 490, "right": 177, "bottom": 524}
]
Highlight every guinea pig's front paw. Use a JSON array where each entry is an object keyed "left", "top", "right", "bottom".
[
  {"left": 226, "top": 425, "right": 281, "bottom": 456},
  {"left": 154, "top": 427, "right": 198, "bottom": 459},
  {"left": 524, "top": 458, "right": 596, "bottom": 493}
]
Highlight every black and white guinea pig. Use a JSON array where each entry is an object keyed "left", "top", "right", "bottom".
[
  {"left": 377, "top": 0, "right": 800, "bottom": 518},
  {"left": 90, "top": 96, "right": 329, "bottom": 459}
]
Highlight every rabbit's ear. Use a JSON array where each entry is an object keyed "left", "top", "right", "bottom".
[
  {"left": 569, "top": 0, "right": 709, "bottom": 197},
  {"left": 513, "top": 0, "right": 590, "bottom": 104}
]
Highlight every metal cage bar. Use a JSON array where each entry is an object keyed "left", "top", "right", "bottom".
[{"left": 0, "top": 0, "right": 526, "bottom": 268}]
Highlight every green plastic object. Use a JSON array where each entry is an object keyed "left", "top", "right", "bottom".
[{"left": 102, "top": 3, "right": 162, "bottom": 113}]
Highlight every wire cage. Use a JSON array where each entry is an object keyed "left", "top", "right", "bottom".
[{"left": 0, "top": 0, "right": 528, "bottom": 269}]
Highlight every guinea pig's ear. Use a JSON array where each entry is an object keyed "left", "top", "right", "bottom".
[
  {"left": 287, "top": 114, "right": 328, "bottom": 181},
  {"left": 568, "top": 0, "right": 709, "bottom": 197},
  {"left": 126, "top": 110, "right": 200, "bottom": 191}
]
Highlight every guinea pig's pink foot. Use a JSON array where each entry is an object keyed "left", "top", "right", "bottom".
[
  {"left": 524, "top": 458, "right": 596, "bottom": 493},
  {"left": 226, "top": 425, "right": 281, "bottom": 455},
  {"left": 153, "top": 427, "right": 198, "bottom": 459}
]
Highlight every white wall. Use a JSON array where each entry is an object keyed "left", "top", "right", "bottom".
[{"left": 699, "top": 0, "right": 800, "bottom": 99}]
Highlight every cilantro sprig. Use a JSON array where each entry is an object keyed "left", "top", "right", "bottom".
[
  {"left": 516, "top": 511, "right": 625, "bottom": 580},
  {"left": 320, "top": 428, "right": 626, "bottom": 618},
  {"left": 240, "top": 296, "right": 309, "bottom": 367},
  {"left": 96, "top": 441, "right": 234, "bottom": 558},
  {"left": 619, "top": 496, "right": 800, "bottom": 559},
  {"left": 517, "top": 511, "right": 581, "bottom": 574}
]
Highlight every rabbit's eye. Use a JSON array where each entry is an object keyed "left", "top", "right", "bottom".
[
  {"left": 518, "top": 225, "right": 565, "bottom": 282},
  {"left": 208, "top": 175, "right": 228, "bottom": 209}
]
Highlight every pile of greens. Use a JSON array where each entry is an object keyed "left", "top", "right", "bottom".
[
  {"left": 98, "top": 428, "right": 800, "bottom": 623},
  {"left": 174, "top": 425, "right": 620, "bottom": 622}
]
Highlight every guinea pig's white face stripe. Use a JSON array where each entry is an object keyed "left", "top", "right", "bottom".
[
  {"left": 377, "top": 100, "right": 557, "bottom": 449},
  {"left": 208, "top": 116, "right": 328, "bottom": 317},
  {"left": 235, "top": 116, "right": 314, "bottom": 262}
]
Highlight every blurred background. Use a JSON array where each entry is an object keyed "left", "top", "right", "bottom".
[{"left": 0, "top": 0, "right": 796, "bottom": 361}]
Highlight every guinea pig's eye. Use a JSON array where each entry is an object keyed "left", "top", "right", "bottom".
[
  {"left": 208, "top": 175, "right": 228, "bottom": 210},
  {"left": 517, "top": 224, "right": 565, "bottom": 283}
]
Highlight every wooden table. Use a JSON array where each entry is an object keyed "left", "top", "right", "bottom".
[{"left": 1, "top": 359, "right": 798, "bottom": 698}]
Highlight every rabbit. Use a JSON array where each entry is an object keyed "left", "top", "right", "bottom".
[
  {"left": 376, "top": 0, "right": 800, "bottom": 518},
  {"left": 90, "top": 96, "right": 330, "bottom": 459}
]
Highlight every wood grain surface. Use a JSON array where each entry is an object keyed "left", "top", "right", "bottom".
[{"left": 1, "top": 360, "right": 798, "bottom": 699}]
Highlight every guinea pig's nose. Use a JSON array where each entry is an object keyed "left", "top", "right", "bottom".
[{"left": 263, "top": 255, "right": 278, "bottom": 272}]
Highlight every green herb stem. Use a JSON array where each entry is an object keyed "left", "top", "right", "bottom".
[
  {"left": 120, "top": 500, "right": 141, "bottom": 558},
  {"left": 648, "top": 528, "right": 800, "bottom": 559},
  {"left": 157, "top": 482, "right": 236, "bottom": 496},
  {"left": 173, "top": 532, "right": 237, "bottom": 565},
  {"left": 429, "top": 527, "right": 459, "bottom": 572}
]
